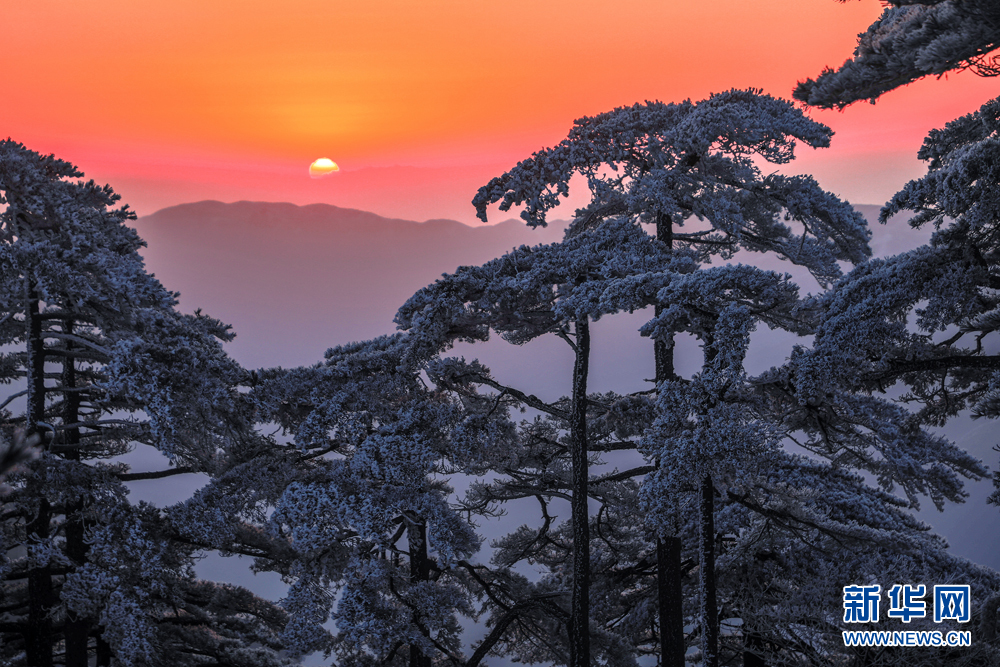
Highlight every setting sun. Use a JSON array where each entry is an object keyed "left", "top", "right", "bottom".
[{"left": 308, "top": 157, "right": 339, "bottom": 178}]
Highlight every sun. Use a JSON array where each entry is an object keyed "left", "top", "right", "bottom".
[{"left": 309, "top": 158, "right": 339, "bottom": 178}]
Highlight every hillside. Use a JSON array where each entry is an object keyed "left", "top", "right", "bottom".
[{"left": 138, "top": 200, "right": 567, "bottom": 368}]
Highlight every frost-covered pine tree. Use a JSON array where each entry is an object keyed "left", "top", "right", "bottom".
[
  {"left": 241, "top": 332, "right": 517, "bottom": 666},
  {"left": 786, "top": 96, "right": 1000, "bottom": 513},
  {"left": 639, "top": 260, "right": 1000, "bottom": 664},
  {"left": 397, "top": 218, "right": 696, "bottom": 667},
  {"left": 638, "top": 267, "right": 807, "bottom": 667},
  {"left": 471, "top": 88, "right": 871, "bottom": 665},
  {"left": 792, "top": 0, "right": 1000, "bottom": 501},
  {"left": 0, "top": 141, "right": 291, "bottom": 667},
  {"left": 468, "top": 86, "right": 1000, "bottom": 664},
  {"left": 790, "top": 5, "right": 1000, "bottom": 652},
  {"left": 794, "top": 0, "right": 1000, "bottom": 109}
]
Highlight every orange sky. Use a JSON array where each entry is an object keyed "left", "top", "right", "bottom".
[{"left": 5, "top": 0, "right": 998, "bottom": 221}]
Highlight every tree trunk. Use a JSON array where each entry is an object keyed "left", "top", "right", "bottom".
[
  {"left": 64, "top": 516, "right": 90, "bottom": 666},
  {"left": 657, "top": 536, "right": 685, "bottom": 667},
  {"left": 95, "top": 632, "right": 112, "bottom": 666},
  {"left": 743, "top": 627, "right": 767, "bottom": 667},
  {"left": 569, "top": 317, "right": 591, "bottom": 667},
  {"left": 700, "top": 476, "right": 719, "bottom": 667},
  {"left": 654, "top": 322, "right": 684, "bottom": 667},
  {"left": 654, "top": 212, "right": 686, "bottom": 667},
  {"left": 25, "top": 281, "right": 45, "bottom": 438},
  {"left": 407, "top": 513, "right": 431, "bottom": 667},
  {"left": 63, "top": 320, "right": 91, "bottom": 667},
  {"left": 26, "top": 497, "right": 53, "bottom": 667},
  {"left": 24, "top": 281, "right": 53, "bottom": 667}
]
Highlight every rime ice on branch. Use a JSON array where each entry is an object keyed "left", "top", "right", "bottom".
[
  {"left": 789, "top": 96, "right": 1000, "bottom": 508},
  {"left": 249, "top": 333, "right": 516, "bottom": 666},
  {"left": 398, "top": 218, "right": 695, "bottom": 666},
  {"left": 469, "top": 89, "right": 872, "bottom": 666},
  {"left": 466, "top": 87, "right": 999, "bottom": 666},
  {"left": 473, "top": 88, "right": 870, "bottom": 286},
  {"left": 794, "top": 0, "right": 1000, "bottom": 109}
]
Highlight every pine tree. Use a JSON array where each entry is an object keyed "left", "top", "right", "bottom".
[
  {"left": 793, "top": 0, "right": 1000, "bottom": 109},
  {"left": 0, "top": 140, "right": 290, "bottom": 666},
  {"left": 792, "top": 7, "right": 1000, "bottom": 649},
  {"left": 784, "top": 95, "right": 1000, "bottom": 515},
  {"left": 397, "top": 217, "right": 690, "bottom": 666},
  {"left": 470, "top": 88, "right": 871, "bottom": 665},
  {"left": 241, "top": 333, "right": 516, "bottom": 666},
  {"left": 638, "top": 261, "right": 996, "bottom": 664},
  {"left": 467, "top": 87, "right": 1000, "bottom": 664}
]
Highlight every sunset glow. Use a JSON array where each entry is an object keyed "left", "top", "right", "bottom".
[{"left": 5, "top": 1, "right": 998, "bottom": 219}]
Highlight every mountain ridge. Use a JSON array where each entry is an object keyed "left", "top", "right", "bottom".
[
  {"left": 142, "top": 199, "right": 887, "bottom": 230},
  {"left": 136, "top": 200, "right": 569, "bottom": 369}
]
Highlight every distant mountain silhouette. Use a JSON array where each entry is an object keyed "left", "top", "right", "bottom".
[{"left": 138, "top": 201, "right": 568, "bottom": 368}]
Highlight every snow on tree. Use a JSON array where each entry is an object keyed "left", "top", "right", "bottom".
[
  {"left": 639, "top": 261, "right": 998, "bottom": 665},
  {"left": 397, "top": 218, "right": 695, "bottom": 666},
  {"left": 780, "top": 96, "right": 1000, "bottom": 515},
  {"left": 794, "top": 0, "right": 1000, "bottom": 109},
  {"left": 689, "top": 99, "right": 1000, "bottom": 664},
  {"left": 714, "top": 476, "right": 1000, "bottom": 666},
  {"left": 240, "top": 332, "right": 517, "bottom": 666},
  {"left": 398, "top": 226, "right": 987, "bottom": 666},
  {"left": 792, "top": 6, "right": 1000, "bottom": 644},
  {"left": 470, "top": 88, "right": 871, "bottom": 666},
  {"left": 473, "top": 88, "right": 870, "bottom": 285},
  {"left": 467, "top": 86, "right": 1000, "bottom": 665},
  {"left": 638, "top": 267, "right": 804, "bottom": 667},
  {"left": 0, "top": 141, "right": 291, "bottom": 667}
]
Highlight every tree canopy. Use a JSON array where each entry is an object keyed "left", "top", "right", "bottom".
[
  {"left": 794, "top": 0, "right": 1000, "bottom": 109},
  {"left": 473, "top": 89, "right": 869, "bottom": 286}
]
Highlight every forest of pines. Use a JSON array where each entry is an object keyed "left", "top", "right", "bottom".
[{"left": 3, "top": 1, "right": 1000, "bottom": 665}]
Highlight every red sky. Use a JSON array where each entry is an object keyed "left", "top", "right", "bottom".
[{"left": 5, "top": 0, "right": 998, "bottom": 222}]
